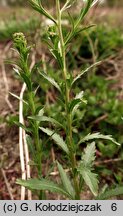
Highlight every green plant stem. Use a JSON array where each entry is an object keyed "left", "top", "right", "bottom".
[
  {"left": 28, "top": 91, "right": 42, "bottom": 176},
  {"left": 56, "top": 0, "right": 80, "bottom": 200}
]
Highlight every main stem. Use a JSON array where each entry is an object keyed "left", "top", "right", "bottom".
[
  {"left": 28, "top": 84, "right": 43, "bottom": 199},
  {"left": 56, "top": 0, "right": 80, "bottom": 199}
]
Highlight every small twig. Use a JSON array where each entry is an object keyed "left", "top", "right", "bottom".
[
  {"left": 50, "top": 168, "right": 70, "bottom": 176},
  {"left": 91, "top": 113, "right": 108, "bottom": 125},
  {"left": 23, "top": 130, "right": 32, "bottom": 200},
  {"left": 1, "top": 168, "right": 14, "bottom": 200},
  {"left": 19, "top": 83, "right": 26, "bottom": 200},
  {"left": 95, "top": 158, "right": 123, "bottom": 166}
]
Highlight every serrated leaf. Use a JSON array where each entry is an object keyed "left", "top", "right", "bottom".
[
  {"left": 72, "top": 62, "right": 101, "bottom": 86},
  {"left": 78, "top": 132, "right": 120, "bottom": 146},
  {"left": 39, "top": 127, "right": 69, "bottom": 154},
  {"left": 78, "top": 142, "right": 98, "bottom": 196},
  {"left": 38, "top": 70, "right": 61, "bottom": 92},
  {"left": 96, "top": 186, "right": 123, "bottom": 200},
  {"left": 69, "top": 99, "right": 81, "bottom": 113},
  {"left": 71, "top": 91, "right": 87, "bottom": 116},
  {"left": 82, "top": 142, "right": 96, "bottom": 167},
  {"left": 17, "top": 178, "right": 70, "bottom": 198},
  {"left": 57, "top": 161, "right": 75, "bottom": 199},
  {"left": 28, "top": 116, "right": 64, "bottom": 129},
  {"left": 78, "top": 165, "right": 98, "bottom": 196}
]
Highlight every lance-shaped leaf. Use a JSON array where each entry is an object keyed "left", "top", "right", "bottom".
[
  {"left": 96, "top": 186, "right": 123, "bottom": 200},
  {"left": 57, "top": 161, "right": 75, "bottom": 199},
  {"left": 14, "top": 121, "right": 32, "bottom": 133},
  {"left": 61, "top": 0, "right": 77, "bottom": 12},
  {"left": 77, "top": 142, "right": 98, "bottom": 196},
  {"left": 78, "top": 132, "right": 120, "bottom": 146},
  {"left": 39, "top": 127, "right": 69, "bottom": 154},
  {"left": 65, "top": 25, "right": 95, "bottom": 45},
  {"left": 38, "top": 70, "right": 61, "bottom": 92},
  {"left": 72, "top": 62, "right": 101, "bottom": 86},
  {"left": 50, "top": 49, "right": 63, "bottom": 69},
  {"left": 17, "top": 178, "right": 70, "bottom": 198},
  {"left": 29, "top": 0, "right": 56, "bottom": 24},
  {"left": 28, "top": 116, "right": 64, "bottom": 129},
  {"left": 75, "top": 0, "right": 92, "bottom": 28},
  {"left": 20, "top": 73, "right": 32, "bottom": 92}
]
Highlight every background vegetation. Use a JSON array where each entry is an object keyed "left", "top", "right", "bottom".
[{"left": 0, "top": 0, "right": 123, "bottom": 199}]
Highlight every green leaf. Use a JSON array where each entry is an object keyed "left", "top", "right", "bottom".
[
  {"left": 72, "top": 62, "right": 101, "bottom": 86},
  {"left": 82, "top": 142, "right": 96, "bottom": 167},
  {"left": 21, "top": 73, "right": 32, "bottom": 91},
  {"left": 39, "top": 127, "right": 69, "bottom": 154},
  {"left": 50, "top": 49, "right": 63, "bottom": 69},
  {"left": 16, "top": 178, "right": 70, "bottom": 198},
  {"left": 14, "top": 121, "right": 32, "bottom": 133},
  {"left": 78, "top": 132, "right": 120, "bottom": 146},
  {"left": 69, "top": 99, "right": 81, "bottom": 113},
  {"left": 78, "top": 142, "right": 98, "bottom": 196},
  {"left": 29, "top": 0, "right": 56, "bottom": 24},
  {"left": 57, "top": 161, "right": 75, "bottom": 199},
  {"left": 65, "top": 25, "right": 95, "bottom": 45},
  {"left": 29, "top": 116, "right": 64, "bottom": 129},
  {"left": 35, "top": 106, "right": 44, "bottom": 115},
  {"left": 96, "top": 186, "right": 123, "bottom": 200},
  {"left": 26, "top": 135, "right": 35, "bottom": 156},
  {"left": 78, "top": 165, "right": 98, "bottom": 196},
  {"left": 70, "top": 91, "right": 87, "bottom": 116},
  {"left": 38, "top": 70, "right": 61, "bottom": 92},
  {"left": 31, "top": 61, "right": 42, "bottom": 74},
  {"left": 75, "top": 0, "right": 92, "bottom": 28}
]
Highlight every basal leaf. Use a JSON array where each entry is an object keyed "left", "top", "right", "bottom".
[
  {"left": 39, "top": 127, "right": 69, "bottom": 154},
  {"left": 78, "top": 165, "right": 98, "bottom": 196},
  {"left": 96, "top": 186, "right": 123, "bottom": 200},
  {"left": 57, "top": 161, "right": 75, "bottom": 199},
  {"left": 17, "top": 178, "right": 70, "bottom": 198},
  {"left": 38, "top": 70, "right": 61, "bottom": 92},
  {"left": 78, "top": 132, "right": 120, "bottom": 146}
]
